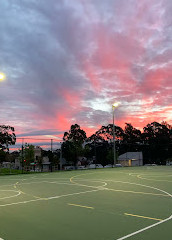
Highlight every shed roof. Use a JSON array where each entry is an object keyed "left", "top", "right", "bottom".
[{"left": 118, "top": 152, "right": 143, "bottom": 161}]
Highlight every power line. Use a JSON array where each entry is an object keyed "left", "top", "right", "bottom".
[{"left": 17, "top": 137, "right": 61, "bottom": 142}]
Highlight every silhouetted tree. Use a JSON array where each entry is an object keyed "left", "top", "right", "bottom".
[
  {"left": 123, "top": 123, "right": 142, "bottom": 144},
  {"left": 60, "top": 121, "right": 172, "bottom": 167},
  {"left": 87, "top": 124, "right": 124, "bottom": 143},
  {"left": 62, "top": 124, "right": 87, "bottom": 166},
  {"left": 63, "top": 124, "right": 87, "bottom": 143},
  {"left": 142, "top": 121, "right": 171, "bottom": 164},
  {"left": 143, "top": 122, "right": 171, "bottom": 144},
  {"left": 86, "top": 124, "right": 123, "bottom": 166},
  {"left": 0, "top": 150, "right": 6, "bottom": 163},
  {"left": 0, "top": 125, "right": 16, "bottom": 151}
]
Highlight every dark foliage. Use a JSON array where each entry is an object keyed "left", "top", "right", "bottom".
[{"left": 0, "top": 125, "right": 16, "bottom": 151}]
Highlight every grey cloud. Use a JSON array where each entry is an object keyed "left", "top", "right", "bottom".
[
  {"left": 0, "top": 0, "right": 171, "bottom": 135},
  {"left": 0, "top": 0, "right": 90, "bottom": 118},
  {"left": 17, "top": 129, "right": 64, "bottom": 138}
]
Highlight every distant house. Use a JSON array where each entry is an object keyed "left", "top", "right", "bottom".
[
  {"left": 78, "top": 157, "right": 87, "bottom": 166},
  {"left": 34, "top": 146, "right": 42, "bottom": 161},
  {"left": 15, "top": 158, "right": 21, "bottom": 169},
  {"left": 42, "top": 156, "right": 51, "bottom": 171},
  {"left": 118, "top": 152, "right": 143, "bottom": 167},
  {"left": 14, "top": 146, "right": 51, "bottom": 172},
  {"left": 166, "top": 160, "right": 172, "bottom": 166},
  {"left": 2, "top": 162, "right": 14, "bottom": 169}
]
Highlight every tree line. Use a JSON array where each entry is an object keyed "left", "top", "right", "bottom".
[
  {"left": 62, "top": 121, "right": 172, "bottom": 166},
  {"left": 0, "top": 121, "right": 172, "bottom": 167}
]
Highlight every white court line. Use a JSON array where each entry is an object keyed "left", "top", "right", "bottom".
[
  {"left": 92, "top": 179, "right": 172, "bottom": 197},
  {"left": 0, "top": 184, "right": 18, "bottom": 188},
  {"left": 0, "top": 190, "right": 21, "bottom": 200},
  {"left": 116, "top": 215, "right": 172, "bottom": 240},
  {"left": 115, "top": 179, "right": 172, "bottom": 239},
  {"left": 70, "top": 173, "right": 108, "bottom": 189},
  {"left": 137, "top": 174, "right": 172, "bottom": 182},
  {"left": 15, "top": 181, "right": 74, "bottom": 186},
  {"left": 0, "top": 188, "right": 103, "bottom": 207},
  {"left": 0, "top": 171, "right": 171, "bottom": 239},
  {"left": 67, "top": 171, "right": 167, "bottom": 191},
  {"left": 130, "top": 173, "right": 172, "bottom": 177},
  {"left": 70, "top": 179, "right": 107, "bottom": 189},
  {"left": 67, "top": 172, "right": 172, "bottom": 240}
]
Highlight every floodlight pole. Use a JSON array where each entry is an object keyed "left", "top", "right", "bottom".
[
  {"left": 112, "top": 102, "right": 120, "bottom": 167},
  {"left": 60, "top": 142, "right": 62, "bottom": 170},
  {"left": 50, "top": 139, "right": 53, "bottom": 172},
  {"left": 112, "top": 105, "right": 116, "bottom": 167}
]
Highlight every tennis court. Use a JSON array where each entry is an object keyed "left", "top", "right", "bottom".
[{"left": 0, "top": 166, "right": 171, "bottom": 240}]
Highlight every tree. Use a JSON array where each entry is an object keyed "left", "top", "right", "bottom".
[
  {"left": 62, "top": 124, "right": 87, "bottom": 166},
  {"left": 86, "top": 124, "right": 124, "bottom": 166},
  {"left": 62, "top": 141, "right": 79, "bottom": 164},
  {"left": 119, "top": 123, "right": 142, "bottom": 154},
  {"left": 20, "top": 144, "right": 35, "bottom": 166},
  {"left": 143, "top": 121, "right": 171, "bottom": 144},
  {"left": 142, "top": 121, "right": 171, "bottom": 164},
  {"left": 87, "top": 124, "right": 124, "bottom": 143},
  {"left": 123, "top": 123, "right": 142, "bottom": 144},
  {"left": 0, "top": 125, "right": 16, "bottom": 151},
  {"left": 63, "top": 124, "right": 87, "bottom": 143},
  {"left": 0, "top": 150, "right": 6, "bottom": 163}
]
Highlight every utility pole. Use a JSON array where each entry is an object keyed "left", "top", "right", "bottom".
[
  {"left": 50, "top": 139, "right": 53, "bottom": 172},
  {"left": 22, "top": 138, "right": 24, "bottom": 173},
  {"left": 94, "top": 141, "right": 97, "bottom": 169},
  {"left": 51, "top": 139, "right": 53, "bottom": 152}
]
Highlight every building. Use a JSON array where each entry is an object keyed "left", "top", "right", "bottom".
[
  {"left": 118, "top": 152, "right": 143, "bottom": 167},
  {"left": 42, "top": 156, "right": 51, "bottom": 171},
  {"left": 2, "top": 161, "right": 14, "bottom": 169},
  {"left": 34, "top": 146, "right": 42, "bottom": 161},
  {"left": 15, "top": 146, "right": 51, "bottom": 172},
  {"left": 15, "top": 158, "right": 21, "bottom": 169}
]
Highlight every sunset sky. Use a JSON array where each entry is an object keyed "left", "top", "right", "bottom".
[{"left": 0, "top": 0, "right": 171, "bottom": 149}]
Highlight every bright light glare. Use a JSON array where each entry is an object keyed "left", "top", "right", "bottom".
[
  {"left": 112, "top": 102, "right": 120, "bottom": 108},
  {"left": 0, "top": 72, "right": 6, "bottom": 81}
]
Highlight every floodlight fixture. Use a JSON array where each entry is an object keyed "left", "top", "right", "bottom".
[
  {"left": 0, "top": 72, "right": 6, "bottom": 81},
  {"left": 112, "top": 102, "right": 120, "bottom": 108}
]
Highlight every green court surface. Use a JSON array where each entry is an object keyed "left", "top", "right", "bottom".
[{"left": 0, "top": 166, "right": 171, "bottom": 240}]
